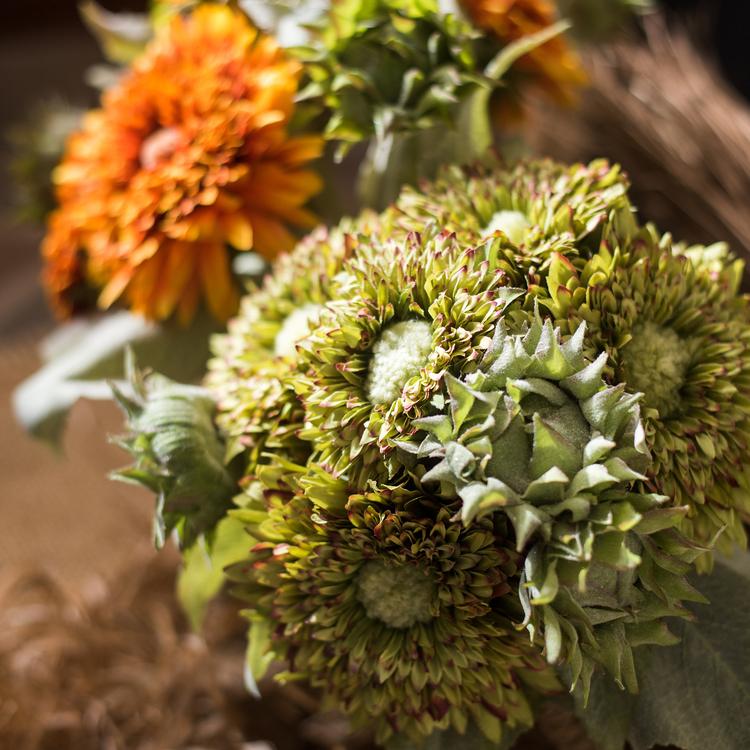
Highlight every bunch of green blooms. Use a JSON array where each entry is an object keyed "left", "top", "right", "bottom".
[
  {"left": 116, "top": 158, "right": 750, "bottom": 746},
  {"left": 294, "top": 0, "right": 569, "bottom": 206},
  {"left": 296, "top": 0, "right": 512, "bottom": 152}
]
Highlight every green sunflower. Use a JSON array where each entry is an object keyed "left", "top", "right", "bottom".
[
  {"left": 228, "top": 469, "right": 559, "bottom": 745},
  {"left": 297, "top": 0, "right": 494, "bottom": 147},
  {"left": 537, "top": 225, "right": 750, "bottom": 566},
  {"left": 207, "top": 214, "right": 384, "bottom": 478},
  {"left": 295, "top": 229, "right": 527, "bottom": 482},
  {"left": 396, "top": 311, "right": 702, "bottom": 696},
  {"left": 393, "top": 158, "right": 638, "bottom": 269},
  {"left": 112, "top": 359, "right": 239, "bottom": 549}
]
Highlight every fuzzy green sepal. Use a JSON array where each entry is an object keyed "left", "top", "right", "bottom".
[
  {"left": 112, "top": 357, "right": 239, "bottom": 549},
  {"left": 397, "top": 313, "right": 703, "bottom": 697}
]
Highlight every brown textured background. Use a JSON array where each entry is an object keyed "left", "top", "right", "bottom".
[{"left": 0, "top": 2, "right": 155, "bottom": 588}]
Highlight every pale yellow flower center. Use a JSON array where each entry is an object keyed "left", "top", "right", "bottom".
[
  {"left": 140, "top": 127, "right": 184, "bottom": 170},
  {"left": 483, "top": 210, "right": 531, "bottom": 245},
  {"left": 274, "top": 304, "right": 322, "bottom": 358},
  {"left": 365, "top": 320, "right": 433, "bottom": 405},
  {"left": 620, "top": 322, "right": 692, "bottom": 417},
  {"left": 356, "top": 559, "right": 436, "bottom": 629}
]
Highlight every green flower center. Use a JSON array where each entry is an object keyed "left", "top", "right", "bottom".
[
  {"left": 620, "top": 321, "right": 692, "bottom": 417},
  {"left": 365, "top": 320, "right": 433, "bottom": 405},
  {"left": 356, "top": 559, "right": 436, "bottom": 629},
  {"left": 483, "top": 210, "right": 530, "bottom": 245},
  {"left": 274, "top": 304, "right": 322, "bottom": 358}
]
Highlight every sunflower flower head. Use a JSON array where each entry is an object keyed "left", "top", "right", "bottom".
[
  {"left": 228, "top": 472, "right": 559, "bottom": 745},
  {"left": 207, "top": 211, "right": 386, "bottom": 480},
  {"left": 43, "top": 4, "right": 322, "bottom": 323},
  {"left": 295, "top": 229, "right": 526, "bottom": 481},
  {"left": 393, "top": 158, "right": 638, "bottom": 270},
  {"left": 293, "top": 0, "right": 579, "bottom": 206},
  {"left": 535, "top": 227, "right": 750, "bottom": 567},
  {"left": 112, "top": 359, "right": 239, "bottom": 549},
  {"left": 296, "top": 0, "right": 495, "bottom": 156}
]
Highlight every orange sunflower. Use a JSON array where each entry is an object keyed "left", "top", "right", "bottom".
[
  {"left": 460, "top": 0, "right": 587, "bottom": 112},
  {"left": 43, "top": 4, "right": 323, "bottom": 323}
]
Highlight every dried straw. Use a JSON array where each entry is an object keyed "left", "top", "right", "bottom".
[
  {"left": 529, "top": 15, "right": 750, "bottom": 267},
  {"left": 0, "top": 554, "right": 376, "bottom": 750},
  {"left": 0, "top": 554, "right": 244, "bottom": 750},
  {"left": 0, "top": 550, "right": 601, "bottom": 750}
]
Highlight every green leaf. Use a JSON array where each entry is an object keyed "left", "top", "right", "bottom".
[
  {"left": 459, "top": 478, "right": 519, "bottom": 524},
  {"left": 12, "top": 311, "right": 218, "bottom": 445},
  {"left": 356, "top": 84, "right": 496, "bottom": 209},
  {"left": 452, "top": 82, "right": 493, "bottom": 164},
  {"left": 575, "top": 670, "right": 633, "bottom": 750},
  {"left": 507, "top": 504, "right": 548, "bottom": 550},
  {"left": 562, "top": 352, "right": 609, "bottom": 401},
  {"left": 445, "top": 373, "right": 477, "bottom": 432},
  {"left": 626, "top": 557, "right": 750, "bottom": 750},
  {"left": 530, "top": 413, "right": 581, "bottom": 480},
  {"left": 79, "top": 0, "right": 151, "bottom": 64},
  {"left": 569, "top": 464, "right": 619, "bottom": 496},
  {"left": 484, "top": 20, "right": 570, "bottom": 80},
  {"left": 177, "top": 515, "right": 250, "bottom": 631},
  {"left": 243, "top": 613, "right": 275, "bottom": 699}
]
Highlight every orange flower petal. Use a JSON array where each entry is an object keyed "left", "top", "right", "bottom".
[
  {"left": 177, "top": 274, "right": 201, "bottom": 326},
  {"left": 152, "top": 241, "right": 196, "bottom": 320},
  {"left": 98, "top": 266, "right": 134, "bottom": 310},
  {"left": 247, "top": 213, "right": 297, "bottom": 258},
  {"left": 224, "top": 214, "right": 254, "bottom": 250},
  {"left": 128, "top": 252, "right": 166, "bottom": 316},
  {"left": 198, "top": 242, "right": 239, "bottom": 321}
]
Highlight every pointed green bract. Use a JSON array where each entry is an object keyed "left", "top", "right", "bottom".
[
  {"left": 534, "top": 226, "right": 750, "bottom": 568},
  {"left": 112, "top": 358, "right": 239, "bottom": 549},
  {"left": 398, "top": 313, "right": 702, "bottom": 696}
]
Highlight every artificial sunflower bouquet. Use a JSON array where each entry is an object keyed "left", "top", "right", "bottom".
[
  {"left": 12, "top": 1, "right": 750, "bottom": 749},
  {"left": 115, "top": 157, "right": 750, "bottom": 749}
]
